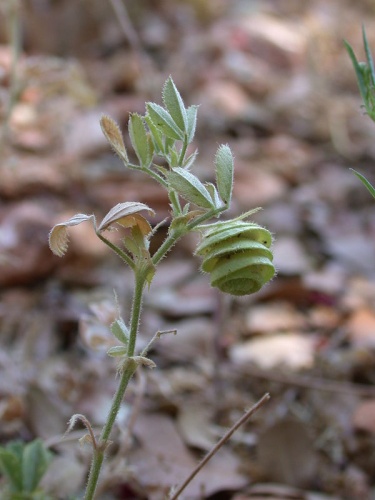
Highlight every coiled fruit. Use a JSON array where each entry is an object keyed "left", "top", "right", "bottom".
[{"left": 195, "top": 220, "right": 275, "bottom": 296}]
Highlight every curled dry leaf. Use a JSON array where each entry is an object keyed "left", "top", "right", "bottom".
[
  {"left": 100, "top": 115, "right": 128, "bottom": 162},
  {"left": 98, "top": 201, "right": 155, "bottom": 235},
  {"left": 49, "top": 214, "right": 96, "bottom": 257},
  {"left": 131, "top": 355, "right": 157, "bottom": 369}
]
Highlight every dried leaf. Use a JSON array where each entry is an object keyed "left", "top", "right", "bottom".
[
  {"left": 49, "top": 214, "right": 95, "bottom": 257},
  {"left": 100, "top": 115, "right": 128, "bottom": 163},
  {"left": 98, "top": 202, "right": 155, "bottom": 234}
]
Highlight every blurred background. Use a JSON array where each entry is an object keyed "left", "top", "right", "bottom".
[{"left": 2, "top": 0, "right": 375, "bottom": 498}]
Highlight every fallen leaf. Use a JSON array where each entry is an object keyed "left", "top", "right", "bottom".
[
  {"left": 132, "top": 412, "right": 247, "bottom": 499},
  {"left": 352, "top": 399, "right": 375, "bottom": 434},
  {"left": 229, "top": 333, "right": 315, "bottom": 370},
  {"left": 346, "top": 308, "right": 375, "bottom": 348},
  {"left": 177, "top": 402, "right": 216, "bottom": 451},
  {"left": 273, "top": 237, "right": 311, "bottom": 275},
  {"left": 257, "top": 418, "right": 317, "bottom": 488},
  {"left": 245, "top": 302, "right": 306, "bottom": 334}
]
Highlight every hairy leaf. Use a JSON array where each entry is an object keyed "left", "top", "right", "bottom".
[
  {"left": 146, "top": 103, "right": 184, "bottom": 140},
  {"left": 128, "top": 113, "right": 152, "bottom": 167},
  {"left": 167, "top": 167, "right": 214, "bottom": 209},
  {"left": 100, "top": 115, "right": 128, "bottom": 163},
  {"left": 215, "top": 144, "right": 234, "bottom": 206},
  {"left": 162, "top": 76, "right": 188, "bottom": 132}
]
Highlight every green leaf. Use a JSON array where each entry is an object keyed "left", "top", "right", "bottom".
[
  {"left": 344, "top": 39, "right": 368, "bottom": 106},
  {"left": 350, "top": 168, "right": 375, "bottom": 199},
  {"left": 215, "top": 144, "right": 234, "bottom": 206},
  {"left": 169, "top": 146, "right": 180, "bottom": 168},
  {"left": 128, "top": 113, "right": 152, "bottom": 167},
  {"left": 205, "top": 182, "right": 223, "bottom": 209},
  {"left": 183, "top": 149, "right": 198, "bottom": 169},
  {"left": 145, "top": 114, "right": 164, "bottom": 154},
  {"left": 363, "top": 25, "right": 375, "bottom": 87},
  {"left": 0, "top": 448, "right": 23, "bottom": 492},
  {"left": 110, "top": 318, "right": 129, "bottom": 344},
  {"left": 22, "top": 439, "right": 52, "bottom": 493},
  {"left": 145, "top": 264, "right": 156, "bottom": 288},
  {"left": 186, "top": 105, "right": 198, "bottom": 144},
  {"left": 162, "top": 77, "right": 188, "bottom": 132},
  {"left": 163, "top": 136, "right": 175, "bottom": 155},
  {"left": 146, "top": 103, "right": 184, "bottom": 141},
  {"left": 107, "top": 346, "right": 128, "bottom": 357},
  {"left": 167, "top": 167, "right": 214, "bottom": 209},
  {"left": 6, "top": 442, "right": 24, "bottom": 461}
]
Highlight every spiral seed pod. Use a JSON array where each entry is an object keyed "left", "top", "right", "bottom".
[{"left": 195, "top": 220, "right": 275, "bottom": 296}]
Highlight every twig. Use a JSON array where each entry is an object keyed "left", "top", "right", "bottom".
[
  {"left": 108, "top": 0, "right": 153, "bottom": 71},
  {"left": 168, "top": 393, "right": 270, "bottom": 500},
  {"left": 240, "top": 365, "right": 375, "bottom": 397}
]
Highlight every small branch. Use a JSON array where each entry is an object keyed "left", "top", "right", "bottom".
[
  {"left": 108, "top": 0, "right": 143, "bottom": 54},
  {"left": 178, "top": 137, "right": 188, "bottom": 166},
  {"left": 84, "top": 272, "right": 147, "bottom": 500},
  {"left": 240, "top": 365, "right": 375, "bottom": 397},
  {"left": 96, "top": 232, "right": 135, "bottom": 270},
  {"left": 141, "top": 329, "right": 177, "bottom": 357},
  {"left": 152, "top": 205, "right": 227, "bottom": 267},
  {"left": 186, "top": 205, "right": 227, "bottom": 231},
  {"left": 168, "top": 393, "right": 270, "bottom": 500},
  {"left": 108, "top": 0, "right": 155, "bottom": 89}
]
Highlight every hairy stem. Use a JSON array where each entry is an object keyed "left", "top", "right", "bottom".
[
  {"left": 178, "top": 137, "right": 188, "bottom": 165},
  {"left": 96, "top": 233, "right": 135, "bottom": 270},
  {"left": 84, "top": 273, "right": 146, "bottom": 500},
  {"left": 169, "top": 189, "right": 182, "bottom": 215},
  {"left": 151, "top": 228, "right": 182, "bottom": 266}
]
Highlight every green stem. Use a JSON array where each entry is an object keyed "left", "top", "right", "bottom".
[
  {"left": 140, "top": 165, "right": 168, "bottom": 187},
  {"left": 96, "top": 233, "right": 135, "bottom": 270},
  {"left": 152, "top": 228, "right": 182, "bottom": 266},
  {"left": 126, "top": 272, "right": 145, "bottom": 357},
  {"left": 152, "top": 206, "right": 227, "bottom": 267},
  {"left": 178, "top": 137, "right": 188, "bottom": 165},
  {"left": 126, "top": 162, "right": 168, "bottom": 188},
  {"left": 186, "top": 205, "right": 227, "bottom": 230},
  {"left": 169, "top": 189, "right": 182, "bottom": 215},
  {"left": 84, "top": 205, "right": 227, "bottom": 499},
  {"left": 84, "top": 272, "right": 146, "bottom": 500}
]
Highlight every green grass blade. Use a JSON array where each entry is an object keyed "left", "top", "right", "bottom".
[
  {"left": 344, "top": 39, "right": 368, "bottom": 104},
  {"left": 350, "top": 168, "right": 375, "bottom": 199},
  {"left": 362, "top": 25, "right": 375, "bottom": 87}
]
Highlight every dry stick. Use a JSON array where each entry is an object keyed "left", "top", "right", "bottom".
[
  {"left": 108, "top": 0, "right": 153, "bottom": 71},
  {"left": 240, "top": 365, "right": 375, "bottom": 397},
  {"left": 109, "top": 0, "right": 142, "bottom": 52},
  {"left": 108, "top": 0, "right": 159, "bottom": 99},
  {"left": 168, "top": 393, "right": 270, "bottom": 500}
]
